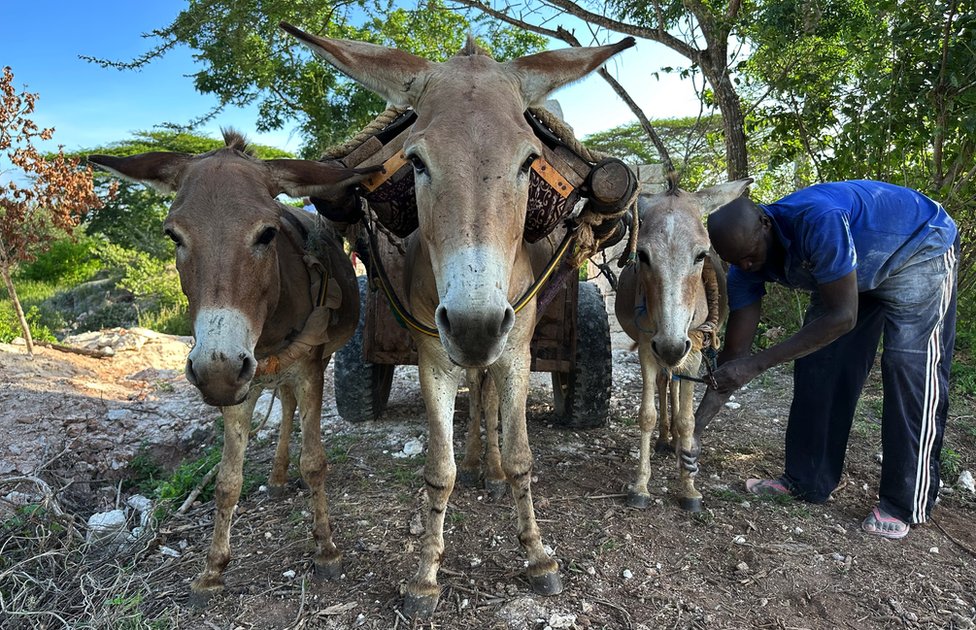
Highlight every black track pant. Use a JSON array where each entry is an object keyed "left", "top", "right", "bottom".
[{"left": 782, "top": 241, "right": 958, "bottom": 524}]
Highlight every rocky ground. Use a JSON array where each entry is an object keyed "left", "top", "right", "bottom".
[{"left": 1, "top": 291, "right": 975, "bottom": 630}]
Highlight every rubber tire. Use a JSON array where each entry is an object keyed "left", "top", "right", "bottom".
[
  {"left": 551, "top": 281, "right": 612, "bottom": 429},
  {"left": 333, "top": 276, "right": 395, "bottom": 422}
]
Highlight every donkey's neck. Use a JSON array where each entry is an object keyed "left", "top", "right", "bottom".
[{"left": 254, "top": 210, "right": 317, "bottom": 358}]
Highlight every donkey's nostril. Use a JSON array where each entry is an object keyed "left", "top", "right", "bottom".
[
  {"left": 684, "top": 339, "right": 692, "bottom": 355},
  {"left": 498, "top": 305, "right": 515, "bottom": 336},
  {"left": 651, "top": 340, "right": 659, "bottom": 356},
  {"left": 435, "top": 305, "right": 452, "bottom": 335},
  {"left": 185, "top": 358, "right": 199, "bottom": 385},
  {"left": 237, "top": 354, "right": 256, "bottom": 383}
]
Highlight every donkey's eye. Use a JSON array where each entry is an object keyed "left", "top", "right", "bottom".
[
  {"left": 637, "top": 249, "right": 651, "bottom": 265},
  {"left": 695, "top": 251, "right": 708, "bottom": 264},
  {"left": 255, "top": 227, "right": 278, "bottom": 247},
  {"left": 164, "top": 228, "right": 183, "bottom": 247},
  {"left": 408, "top": 154, "right": 427, "bottom": 175},
  {"left": 520, "top": 154, "right": 538, "bottom": 175}
]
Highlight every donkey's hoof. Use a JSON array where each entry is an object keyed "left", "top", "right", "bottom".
[
  {"left": 266, "top": 484, "right": 288, "bottom": 499},
  {"left": 654, "top": 441, "right": 674, "bottom": 455},
  {"left": 313, "top": 557, "right": 343, "bottom": 581},
  {"left": 458, "top": 469, "right": 480, "bottom": 488},
  {"left": 486, "top": 479, "right": 508, "bottom": 502},
  {"left": 528, "top": 570, "right": 563, "bottom": 596},
  {"left": 627, "top": 490, "right": 652, "bottom": 509},
  {"left": 402, "top": 592, "right": 439, "bottom": 619},
  {"left": 679, "top": 497, "right": 703, "bottom": 513}
]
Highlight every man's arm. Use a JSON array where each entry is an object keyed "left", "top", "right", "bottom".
[
  {"left": 712, "top": 270, "right": 858, "bottom": 394},
  {"left": 694, "top": 300, "right": 761, "bottom": 435}
]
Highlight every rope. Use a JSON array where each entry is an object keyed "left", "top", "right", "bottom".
[
  {"left": 689, "top": 257, "right": 722, "bottom": 353},
  {"left": 527, "top": 106, "right": 609, "bottom": 164},
  {"left": 321, "top": 106, "right": 409, "bottom": 160},
  {"left": 527, "top": 106, "right": 640, "bottom": 268}
]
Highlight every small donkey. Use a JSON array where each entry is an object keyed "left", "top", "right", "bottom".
[
  {"left": 615, "top": 175, "right": 751, "bottom": 512},
  {"left": 89, "top": 132, "right": 376, "bottom": 605}
]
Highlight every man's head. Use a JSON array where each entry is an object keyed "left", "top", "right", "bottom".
[{"left": 707, "top": 196, "right": 774, "bottom": 273}]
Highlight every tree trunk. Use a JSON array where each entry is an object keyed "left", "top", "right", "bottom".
[
  {"left": 0, "top": 260, "right": 34, "bottom": 356},
  {"left": 701, "top": 53, "right": 750, "bottom": 181}
]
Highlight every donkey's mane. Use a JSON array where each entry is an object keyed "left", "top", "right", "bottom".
[
  {"left": 221, "top": 128, "right": 255, "bottom": 156},
  {"left": 664, "top": 170, "right": 682, "bottom": 196},
  {"left": 458, "top": 33, "right": 490, "bottom": 57}
]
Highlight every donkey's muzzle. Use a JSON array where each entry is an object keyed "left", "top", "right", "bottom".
[
  {"left": 435, "top": 303, "right": 515, "bottom": 367},
  {"left": 652, "top": 337, "right": 692, "bottom": 368},
  {"left": 185, "top": 352, "right": 256, "bottom": 407}
]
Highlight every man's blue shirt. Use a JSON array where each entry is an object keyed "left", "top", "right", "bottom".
[{"left": 727, "top": 180, "right": 957, "bottom": 311}]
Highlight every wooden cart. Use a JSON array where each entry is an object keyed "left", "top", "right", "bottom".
[{"left": 332, "top": 230, "right": 613, "bottom": 429}]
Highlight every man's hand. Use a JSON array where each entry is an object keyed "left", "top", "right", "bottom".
[{"left": 710, "top": 355, "right": 763, "bottom": 394}]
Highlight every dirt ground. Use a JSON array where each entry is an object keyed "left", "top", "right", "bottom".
[{"left": 1, "top": 290, "right": 975, "bottom": 630}]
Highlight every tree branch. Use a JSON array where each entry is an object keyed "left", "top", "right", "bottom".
[{"left": 452, "top": 0, "right": 673, "bottom": 169}]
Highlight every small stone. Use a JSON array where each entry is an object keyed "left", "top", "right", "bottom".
[
  {"left": 586, "top": 566, "right": 596, "bottom": 576},
  {"left": 929, "top": 546, "right": 940, "bottom": 554},
  {"left": 159, "top": 546, "right": 181, "bottom": 558},
  {"left": 724, "top": 401, "right": 741, "bottom": 410},
  {"left": 548, "top": 612, "right": 577, "bottom": 628},
  {"left": 622, "top": 569, "right": 634, "bottom": 580},
  {"left": 264, "top": 531, "right": 273, "bottom": 539},
  {"left": 957, "top": 470, "right": 975, "bottom": 493},
  {"left": 470, "top": 557, "right": 482, "bottom": 568},
  {"left": 282, "top": 569, "right": 296, "bottom": 579},
  {"left": 832, "top": 524, "right": 847, "bottom": 535},
  {"left": 735, "top": 562, "right": 749, "bottom": 574},
  {"left": 732, "top": 535, "right": 746, "bottom": 545},
  {"left": 874, "top": 452, "right": 883, "bottom": 464},
  {"left": 831, "top": 552, "right": 846, "bottom": 562},
  {"left": 401, "top": 438, "right": 424, "bottom": 457},
  {"left": 793, "top": 526, "right": 803, "bottom": 534},
  {"left": 580, "top": 601, "right": 594, "bottom": 614},
  {"left": 409, "top": 513, "right": 425, "bottom": 536},
  {"left": 86, "top": 509, "right": 127, "bottom": 544}
]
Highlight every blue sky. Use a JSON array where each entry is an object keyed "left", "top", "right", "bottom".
[{"left": 1, "top": 0, "right": 704, "bottom": 159}]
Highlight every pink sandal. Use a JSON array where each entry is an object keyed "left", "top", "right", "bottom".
[
  {"left": 861, "top": 506, "right": 909, "bottom": 539},
  {"left": 745, "top": 478, "right": 791, "bottom": 497}
]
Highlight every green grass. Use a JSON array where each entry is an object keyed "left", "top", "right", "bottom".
[
  {"left": 941, "top": 447, "right": 962, "bottom": 481},
  {"left": 711, "top": 487, "right": 745, "bottom": 502}
]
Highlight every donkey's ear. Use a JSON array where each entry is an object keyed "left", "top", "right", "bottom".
[
  {"left": 695, "top": 178, "right": 754, "bottom": 216},
  {"left": 266, "top": 159, "right": 382, "bottom": 198},
  {"left": 87, "top": 153, "right": 192, "bottom": 194},
  {"left": 280, "top": 22, "right": 433, "bottom": 107},
  {"left": 507, "top": 38, "right": 635, "bottom": 107}
]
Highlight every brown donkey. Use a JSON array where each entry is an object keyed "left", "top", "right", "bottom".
[
  {"left": 615, "top": 176, "right": 751, "bottom": 512},
  {"left": 281, "top": 23, "right": 633, "bottom": 617},
  {"left": 89, "top": 133, "right": 375, "bottom": 605}
]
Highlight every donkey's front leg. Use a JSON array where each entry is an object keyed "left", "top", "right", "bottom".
[
  {"left": 482, "top": 374, "right": 506, "bottom": 501},
  {"left": 458, "top": 369, "right": 484, "bottom": 488},
  {"left": 295, "top": 354, "right": 342, "bottom": 578},
  {"left": 404, "top": 343, "right": 463, "bottom": 618},
  {"left": 673, "top": 355, "right": 704, "bottom": 512},
  {"left": 267, "top": 386, "right": 297, "bottom": 498},
  {"left": 492, "top": 350, "right": 562, "bottom": 596},
  {"left": 189, "top": 394, "right": 257, "bottom": 607},
  {"left": 628, "top": 340, "right": 659, "bottom": 508}
]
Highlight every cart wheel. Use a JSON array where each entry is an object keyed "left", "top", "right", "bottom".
[
  {"left": 334, "top": 276, "right": 395, "bottom": 422},
  {"left": 551, "top": 281, "right": 612, "bottom": 428}
]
